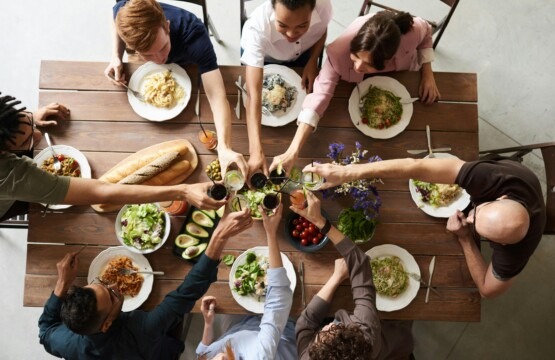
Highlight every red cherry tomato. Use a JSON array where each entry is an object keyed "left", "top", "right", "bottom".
[
  {"left": 301, "top": 239, "right": 309, "bottom": 246},
  {"left": 292, "top": 230, "right": 300, "bottom": 238},
  {"left": 317, "top": 233, "right": 323, "bottom": 240},
  {"left": 361, "top": 117, "right": 368, "bottom": 124},
  {"left": 295, "top": 224, "right": 303, "bottom": 231},
  {"left": 312, "top": 237, "right": 319, "bottom": 245},
  {"left": 308, "top": 225, "right": 316, "bottom": 234},
  {"left": 302, "top": 221, "right": 309, "bottom": 228},
  {"left": 57, "top": 154, "right": 65, "bottom": 161}
]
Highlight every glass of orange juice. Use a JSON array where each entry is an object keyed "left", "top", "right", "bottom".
[
  {"left": 289, "top": 188, "right": 307, "bottom": 209},
  {"left": 198, "top": 130, "right": 218, "bottom": 150}
]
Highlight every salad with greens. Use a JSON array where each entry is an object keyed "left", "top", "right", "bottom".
[
  {"left": 239, "top": 183, "right": 278, "bottom": 219},
  {"left": 413, "top": 180, "right": 462, "bottom": 208},
  {"left": 120, "top": 203, "right": 166, "bottom": 250},
  {"left": 338, "top": 208, "right": 377, "bottom": 244},
  {"left": 232, "top": 252, "right": 269, "bottom": 300}
]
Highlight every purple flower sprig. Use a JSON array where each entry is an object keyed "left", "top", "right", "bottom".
[{"left": 323, "top": 142, "right": 383, "bottom": 220}]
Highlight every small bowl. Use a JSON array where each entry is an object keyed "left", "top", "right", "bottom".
[
  {"left": 115, "top": 203, "right": 171, "bottom": 254},
  {"left": 284, "top": 211, "right": 329, "bottom": 253}
]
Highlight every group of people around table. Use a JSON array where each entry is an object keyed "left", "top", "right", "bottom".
[{"left": 0, "top": 0, "right": 546, "bottom": 359}]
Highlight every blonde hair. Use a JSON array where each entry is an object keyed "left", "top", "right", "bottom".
[{"left": 115, "top": 0, "right": 167, "bottom": 52}]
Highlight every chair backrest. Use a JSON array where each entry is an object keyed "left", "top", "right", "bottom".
[
  {"left": 479, "top": 142, "right": 555, "bottom": 235},
  {"left": 166, "top": 0, "right": 209, "bottom": 32},
  {"left": 358, "top": 0, "right": 461, "bottom": 49}
]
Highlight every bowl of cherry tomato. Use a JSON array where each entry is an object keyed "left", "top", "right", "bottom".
[{"left": 285, "top": 211, "right": 329, "bottom": 253}]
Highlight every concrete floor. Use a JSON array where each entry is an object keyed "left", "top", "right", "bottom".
[{"left": 1, "top": 0, "right": 554, "bottom": 359}]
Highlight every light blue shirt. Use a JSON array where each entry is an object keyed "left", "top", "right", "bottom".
[{"left": 196, "top": 267, "right": 296, "bottom": 359}]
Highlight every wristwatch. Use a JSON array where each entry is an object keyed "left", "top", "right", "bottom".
[{"left": 319, "top": 219, "right": 331, "bottom": 235}]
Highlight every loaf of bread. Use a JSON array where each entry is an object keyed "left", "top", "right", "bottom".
[{"left": 118, "top": 152, "right": 180, "bottom": 184}]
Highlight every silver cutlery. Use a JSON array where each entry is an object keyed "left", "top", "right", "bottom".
[
  {"left": 196, "top": 88, "right": 209, "bottom": 136},
  {"left": 425, "top": 256, "right": 436, "bottom": 304},
  {"left": 406, "top": 147, "right": 451, "bottom": 155},
  {"left": 407, "top": 271, "right": 442, "bottom": 298},
  {"left": 235, "top": 75, "right": 242, "bottom": 119},
  {"left": 401, "top": 97, "right": 420, "bottom": 104},
  {"left": 44, "top": 132, "right": 61, "bottom": 172},
  {"left": 299, "top": 261, "right": 306, "bottom": 308},
  {"left": 118, "top": 268, "right": 165, "bottom": 276},
  {"left": 107, "top": 73, "right": 145, "bottom": 101},
  {"left": 426, "top": 125, "right": 435, "bottom": 158}
]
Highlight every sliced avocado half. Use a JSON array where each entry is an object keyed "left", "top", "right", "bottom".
[
  {"left": 201, "top": 209, "right": 216, "bottom": 219},
  {"left": 216, "top": 205, "right": 225, "bottom": 218},
  {"left": 186, "top": 222, "right": 209, "bottom": 238},
  {"left": 192, "top": 210, "right": 214, "bottom": 228},
  {"left": 182, "top": 242, "right": 208, "bottom": 259},
  {"left": 175, "top": 234, "right": 200, "bottom": 249}
]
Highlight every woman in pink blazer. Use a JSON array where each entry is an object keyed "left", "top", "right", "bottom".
[{"left": 270, "top": 11, "right": 441, "bottom": 174}]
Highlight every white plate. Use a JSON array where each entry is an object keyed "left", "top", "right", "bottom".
[
  {"left": 348, "top": 76, "right": 413, "bottom": 139},
  {"left": 128, "top": 62, "right": 192, "bottom": 121},
  {"left": 229, "top": 246, "right": 297, "bottom": 314},
  {"left": 34, "top": 145, "right": 92, "bottom": 210},
  {"left": 242, "top": 64, "right": 307, "bottom": 127},
  {"left": 88, "top": 246, "right": 154, "bottom": 312},
  {"left": 366, "top": 244, "right": 420, "bottom": 312},
  {"left": 408, "top": 153, "right": 471, "bottom": 218}
]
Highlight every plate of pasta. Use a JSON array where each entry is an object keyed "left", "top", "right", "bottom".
[
  {"left": 88, "top": 246, "right": 154, "bottom": 312},
  {"left": 128, "top": 62, "right": 191, "bottom": 121},
  {"left": 242, "top": 64, "right": 306, "bottom": 127},
  {"left": 408, "top": 153, "right": 471, "bottom": 218},
  {"left": 34, "top": 144, "right": 91, "bottom": 210},
  {"left": 348, "top": 76, "right": 413, "bottom": 139},
  {"left": 366, "top": 244, "right": 420, "bottom": 312}
]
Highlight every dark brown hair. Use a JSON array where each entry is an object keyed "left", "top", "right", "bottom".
[
  {"left": 61, "top": 286, "right": 103, "bottom": 335},
  {"left": 308, "top": 323, "right": 371, "bottom": 360},
  {"left": 350, "top": 11, "right": 414, "bottom": 70}
]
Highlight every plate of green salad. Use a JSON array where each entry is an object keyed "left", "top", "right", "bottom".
[
  {"left": 115, "top": 203, "right": 171, "bottom": 254},
  {"left": 229, "top": 246, "right": 296, "bottom": 313},
  {"left": 366, "top": 244, "right": 420, "bottom": 312}
]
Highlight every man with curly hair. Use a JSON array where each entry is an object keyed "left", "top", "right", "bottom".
[{"left": 292, "top": 192, "right": 414, "bottom": 359}]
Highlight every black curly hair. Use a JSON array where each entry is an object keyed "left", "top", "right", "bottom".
[
  {"left": 308, "top": 323, "right": 371, "bottom": 360},
  {"left": 271, "top": 0, "right": 316, "bottom": 11},
  {"left": 61, "top": 286, "right": 103, "bottom": 335},
  {"left": 350, "top": 11, "right": 414, "bottom": 71},
  {"left": 0, "top": 92, "right": 28, "bottom": 151}
]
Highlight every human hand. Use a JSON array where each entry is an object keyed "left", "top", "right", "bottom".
[
  {"left": 212, "top": 206, "right": 253, "bottom": 241},
  {"left": 200, "top": 296, "right": 217, "bottom": 326},
  {"left": 269, "top": 151, "right": 297, "bottom": 177},
  {"left": 54, "top": 252, "right": 79, "bottom": 296},
  {"left": 218, "top": 147, "right": 249, "bottom": 180},
  {"left": 301, "top": 163, "right": 351, "bottom": 190},
  {"left": 289, "top": 191, "right": 326, "bottom": 228},
  {"left": 183, "top": 183, "right": 227, "bottom": 210},
  {"left": 446, "top": 210, "right": 472, "bottom": 241},
  {"left": 247, "top": 150, "right": 269, "bottom": 181},
  {"left": 260, "top": 203, "right": 283, "bottom": 237},
  {"left": 331, "top": 258, "right": 349, "bottom": 282},
  {"left": 419, "top": 69, "right": 441, "bottom": 105},
  {"left": 301, "top": 60, "right": 318, "bottom": 93},
  {"left": 104, "top": 57, "right": 127, "bottom": 85},
  {"left": 33, "top": 103, "right": 71, "bottom": 127}
]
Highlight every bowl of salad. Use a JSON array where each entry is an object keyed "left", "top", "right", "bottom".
[{"left": 115, "top": 203, "right": 171, "bottom": 254}]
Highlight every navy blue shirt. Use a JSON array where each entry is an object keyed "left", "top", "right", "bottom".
[
  {"left": 38, "top": 254, "right": 219, "bottom": 359},
  {"left": 113, "top": 1, "right": 218, "bottom": 74}
]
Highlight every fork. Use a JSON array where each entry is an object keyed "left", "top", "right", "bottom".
[
  {"left": 407, "top": 272, "right": 442, "bottom": 298},
  {"left": 44, "top": 132, "right": 61, "bottom": 172},
  {"left": 234, "top": 81, "right": 272, "bottom": 116},
  {"left": 107, "top": 73, "right": 145, "bottom": 101},
  {"left": 426, "top": 125, "right": 435, "bottom": 158},
  {"left": 118, "top": 268, "right": 165, "bottom": 276}
]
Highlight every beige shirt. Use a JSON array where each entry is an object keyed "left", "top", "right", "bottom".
[{"left": 0, "top": 152, "right": 70, "bottom": 217}]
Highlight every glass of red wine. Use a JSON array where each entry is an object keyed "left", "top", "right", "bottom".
[
  {"left": 208, "top": 183, "right": 228, "bottom": 200},
  {"left": 262, "top": 192, "right": 281, "bottom": 214}
]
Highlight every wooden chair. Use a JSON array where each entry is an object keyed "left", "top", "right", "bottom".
[
  {"left": 479, "top": 142, "right": 555, "bottom": 234},
  {"left": 358, "top": 0, "right": 461, "bottom": 49},
  {"left": 0, "top": 214, "right": 29, "bottom": 229}
]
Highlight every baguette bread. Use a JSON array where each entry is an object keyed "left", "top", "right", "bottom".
[{"left": 119, "top": 152, "right": 180, "bottom": 184}]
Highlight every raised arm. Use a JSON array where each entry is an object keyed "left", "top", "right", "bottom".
[{"left": 245, "top": 65, "right": 268, "bottom": 177}]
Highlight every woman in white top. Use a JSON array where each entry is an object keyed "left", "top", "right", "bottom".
[{"left": 240, "top": 0, "right": 332, "bottom": 178}]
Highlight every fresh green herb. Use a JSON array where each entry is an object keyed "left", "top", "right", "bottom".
[
  {"left": 222, "top": 254, "right": 235, "bottom": 266},
  {"left": 338, "top": 208, "right": 377, "bottom": 244}
]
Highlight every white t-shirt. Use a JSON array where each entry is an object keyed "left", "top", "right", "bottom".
[{"left": 240, "top": 0, "right": 333, "bottom": 68}]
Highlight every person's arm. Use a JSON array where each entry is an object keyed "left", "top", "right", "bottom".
[
  {"left": 413, "top": 17, "right": 439, "bottom": 104},
  {"left": 268, "top": 122, "right": 313, "bottom": 176},
  {"left": 245, "top": 65, "right": 268, "bottom": 177},
  {"left": 301, "top": 30, "right": 327, "bottom": 93},
  {"left": 447, "top": 211, "right": 515, "bottom": 298},
  {"left": 199, "top": 296, "right": 217, "bottom": 346},
  {"left": 201, "top": 69, "right": 249, "bottom": 178},
  {"left": 104, "top": 18, "right": 127, "bottom": 84},
  {"left": 63, "top": 179, "right": 226, "bottom": 210},
  {"left": 304, "top": 157, "right": 466, "bottom": 190},
  {"left": 419, "top": 62, "right": 440, "bottom": 104}
]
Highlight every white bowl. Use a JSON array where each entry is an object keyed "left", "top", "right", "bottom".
[{"left": 115, "top": 203, "right": 171, "bottom": 254}]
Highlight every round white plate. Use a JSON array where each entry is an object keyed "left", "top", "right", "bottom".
[
  {"left": 88, "top": 246, "right": 154, "bottom": 312},
  {"left": 128, "top": 62, "right": 192, "bottom": 121},
  {"left": 348, "top": 76, "right": 413, "bottom": 139},
  {"left": 229, "top": 246, "right": 297, "bottom": 313},
  {"left": 242, "top": 64, "right": 307, "bottom": 127},
  {"left": 408, "top": 153, "right": 471, "bottom": 218},
  {"left": 34, "top": 145, "right": 92, "bottom": 210},
  {"left": 366, "top": 244, "right": 420, "bottom": 312}
]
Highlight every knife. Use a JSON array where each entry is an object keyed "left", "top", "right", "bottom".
[
  {"left": 401, "top": 97, "right": 419, "bottom": 104},
  {"left": 235, "top": 75, "right": 242, "bottom": 119},
  {"left": 425, "top": 256, "right": 436, "bottom": 304},
  {"left": 299, "top": 261, "right": 306, "bottom": 308},
  {"left": 406, "top": 147, "right": 451, "bottom": 155}
]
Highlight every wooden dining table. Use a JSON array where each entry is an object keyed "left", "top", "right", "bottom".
[{"left": 24, "top": 60, "right": 480, "bottom": 322}]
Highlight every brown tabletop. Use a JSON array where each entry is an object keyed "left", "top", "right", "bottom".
[{"left": 24, "top": 60, "right": 480, "bottom": 322}]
